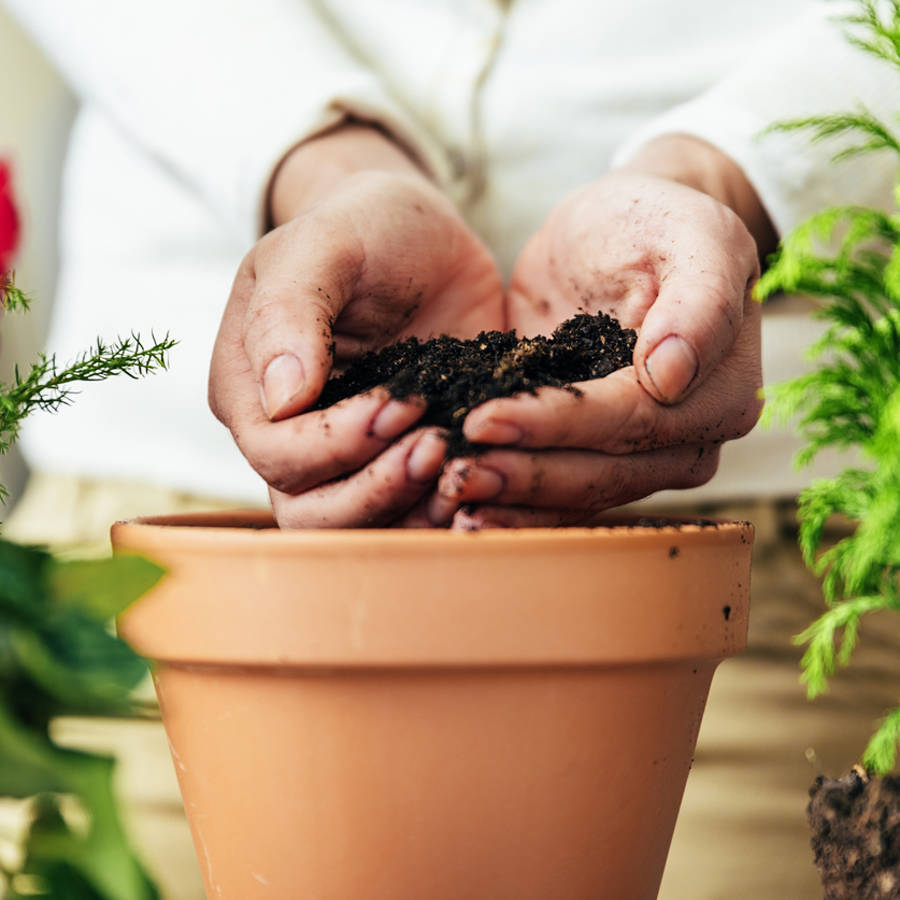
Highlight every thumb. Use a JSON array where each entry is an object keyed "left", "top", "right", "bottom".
[
  {"left": 634, "top": 258, "right": 758, "bottom": 405},
  {"left": 243, "top": 229, "right": 363, "bottom": 421}
]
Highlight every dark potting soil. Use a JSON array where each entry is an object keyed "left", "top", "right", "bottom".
[
  {"left": 807, "top": 767, "right": 900, "bottom": 898},
  {"left": 315, "top": 311, "right": 636, "bottom": 454}
]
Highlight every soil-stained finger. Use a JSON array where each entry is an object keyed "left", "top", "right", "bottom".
[
  {"left": 463, "top": 362, "right": 760, "bottom": 455},
  {"left": 437, "top": 444, "right": 720, "bottom": 512},
  {"left": 271, "top": 428, "right": 447, "bottom": 528},
  {"left": 234, "top": 388, "right": 426, "bottom": 495}
]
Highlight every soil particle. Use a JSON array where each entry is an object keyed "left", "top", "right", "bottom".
[
  {"left": 668, "top": 546, "right": 680, "bottom": 558},
  {"left": 630, "top": 517, "right": 721, "bottom": 530},
  {"left": 808, "top": 767, "right": 900, "bottom": 898},
  {"left": 722, "top": 605, "right": 732, "bottom": 621},
  {"left": 315, "top": 311, "right": 636, "bottom": 454}
]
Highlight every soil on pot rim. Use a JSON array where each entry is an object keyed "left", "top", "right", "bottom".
[
  {"left": 315, "top": 311, "right": 636, "bottom": 454},
  {"left": 807, "top": 766, "right": 900, "bottom": 898}
]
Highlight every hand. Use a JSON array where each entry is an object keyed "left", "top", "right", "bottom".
[
  {"left": 430, "top": 137, "right": 772, "bottom": 529},
  {"left": 209, "top": 126, "right": 504, "bottom": 527}
]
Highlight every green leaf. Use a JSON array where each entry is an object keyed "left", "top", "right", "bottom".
[
  {"left": 862, "top": 706, "right": 900, "bottom": 775},
  {"left": 0, "top": 271, "right": 31, "bottom": 314},
  {"left": 793, "top": 594, "right": 888, "bottom": 698},
  {"left": 0, "top": 540, "right": 51, "bottom": 626},
  {"left": 20, "top": 793, "right": 159, "bottom": 900},
  {"left": 46, "top": 555, "right": 165, "bottom": 621},
  {"left": 0, "top": 702, "right": 76, "bottom": 798},
  {"left": 10, "top": 617, "right": 148, "bottom": 715},
  {"left": 0, "top": 708, "right": 158, "bottom": 899}
]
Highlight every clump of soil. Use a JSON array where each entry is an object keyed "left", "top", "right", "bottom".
[
  {"left": 316, "top": 311, "right": 636, "bottom": 453},
  {"left": 807, "top": 766, "right": 900, "bottom": 898}
]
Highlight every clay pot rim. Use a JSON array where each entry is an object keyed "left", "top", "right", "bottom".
[
  {"left": 114, "top": 509, "right": 754, "bottom": 667},
  {"left": 112, "top": 510, "right": 753, "bottom": 551}
]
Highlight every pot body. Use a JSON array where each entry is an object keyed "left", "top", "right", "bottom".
[{"left": 113, "top": 512, "right": 753, "bottom": 900}]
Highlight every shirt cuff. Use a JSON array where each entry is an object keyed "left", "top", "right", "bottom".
[
  {"left": 241, "top": 79, "right": 455, "bottom": 244},
  {"left": 610, "top": 100, "right": 806, "bottom": 238}
]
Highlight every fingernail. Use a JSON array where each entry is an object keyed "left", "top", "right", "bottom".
[
  {"left": 371, "top": 399, "right": 422, "bottom": 441},
  {"left": 465, "top": 418, "right": 524, "bottom": 445},
  {"left": 439, "top": 463, "right": 505, "bottom": 501},
  {"left": 406, "top": 433, "right": 446, "bottom": 483},
  {"left": 262, "top": 354, "right": 305, "bottom": 419},
  {"left": 645, "top": 336, "right": 698, "bottom": 403}
]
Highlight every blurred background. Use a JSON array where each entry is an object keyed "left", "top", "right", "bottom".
[{"left": 0, "top": 4, "right": 75, "bottom": 513}]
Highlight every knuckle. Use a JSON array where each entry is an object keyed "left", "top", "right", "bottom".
[
  {"left": 713, "top": 387, "right": 764, "bottom": 442},
  {"left": 242, "top": 435, "right": 304, "bottom": 494},
  {"left": 615, "top": 398, "right": 657, "bottom": 449},
  {"left": 735, "top": 393, "right": 765, "bottom": 438},
  {"left": 243, "top": 295, "right": 287, "bottom": 351},
  {"left": 364, "top": 481, "right": 415, "bottom": 526},
  {"left": 584, "top": 459, "right": 631, "bottom": 512},
  {"left": 207, "top": 383, "right": 224, "bottom": 424},
  {"left": 522, "top": 454, "right": 547, "bottom": 503},
  {"left": 680, "top": 445, "right": 721, "bottom": 488}
]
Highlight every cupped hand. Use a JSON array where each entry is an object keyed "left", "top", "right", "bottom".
[
  {"left": 430, "top": 169, "right": 765, "bottom": 529},
  {"left": 209, "top": 155, "right": 504, "bottom": 527}
]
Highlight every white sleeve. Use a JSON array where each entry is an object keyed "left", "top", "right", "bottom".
[
  {"left": 4, "top": 0, "right": 451, "bottom": 244},
  {"left": 611, "top": 3, "right": 900, "bottom": 236}
]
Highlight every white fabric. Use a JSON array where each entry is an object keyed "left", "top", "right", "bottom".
[{"left": 5, "top": 0, "right": 899, "bottom": 505}]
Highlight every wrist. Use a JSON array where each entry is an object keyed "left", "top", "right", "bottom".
[
  {"left": 615, "top": 134, "right": 777, "bottom": 258},
  {"left": 266, "top": 122, "right": 430, "bottom": 228}
]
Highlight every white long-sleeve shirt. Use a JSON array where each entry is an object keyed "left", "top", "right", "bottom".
[{"left": 5, "top": 0, "right": 898, "bottom": 504}]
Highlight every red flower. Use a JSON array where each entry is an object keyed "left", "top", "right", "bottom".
[{"left": 0, "top": 159, "right": 21, "bottom": 277}]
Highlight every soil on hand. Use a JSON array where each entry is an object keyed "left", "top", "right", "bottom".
[
  {"left": 807, "top": 767, "right": 900, "bottom": 899},
  {"left": 316, "top": 312, "right": 636, "bottom": 453}
]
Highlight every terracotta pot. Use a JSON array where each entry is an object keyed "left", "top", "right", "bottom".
[{"left": 112, "top": 512, "right": 753, "bottom": 900}]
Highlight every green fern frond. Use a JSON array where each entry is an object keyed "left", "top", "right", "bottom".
[
  {"left": 756, "top": 206, "right": 897, "bottom": 304},
  {"left": 760, "top": 373, "right": 821, "bottom": 428},
  {"left": 794, "top": 594, "right": 888, "bottom": 698},
  {"left": 0, "top": 333, "right": 176, "bottom": 463},
  {"left": 862, "top": 705, "right": 900, "bottom": 775},
  {"left": 761, "top": 0, "right": 900, "bottom": 771},
  {"left": 766, "top": 108, "right": 900, "bottom": 162},
  {"left": 842, "top": 0, "right": 900, "bottom": 72},
  {"left": 0, "top": 271, "right": 31, "bottom": 312},
  {"left": 797, "top": 470, "right": 874, "bottom": 562},
  {"left": 885, "top": 240, "right": 900, "bottom": 301},
  {"left": 0, "top": 271, "right": 178, "bottom": 502}
]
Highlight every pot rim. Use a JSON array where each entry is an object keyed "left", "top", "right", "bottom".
[
  {"left": 114, "top": 510, "right": 754, "bottom": 668},
  {"left": 112, "top": 509, "right": 753, "bottom": 552}
]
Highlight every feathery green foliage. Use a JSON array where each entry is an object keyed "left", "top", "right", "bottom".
[
  {"left": 756, "top": 0, "right": 900, "bottom": 775},
  {"left": 1, "top": 271, "right": 172, "bottom": 898},
  {"left": 0, "top": 333, "right": 175, "bottom": 493},
  {"left": 0, "top": 271, "right": 31, "bottom": 313}
]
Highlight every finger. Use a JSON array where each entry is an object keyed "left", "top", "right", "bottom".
[
  {"left": 392, "top": 494, "right": 450, "bottom": 529},
  {"left": 271, "top": 428, "right": 447, "bottom": 528},
  {"left": 463, "top": 364, "right": 761, "bottom": 454},
  {"left": 243, "top": 221, "right": 365, "bottom": 421},
  {"left": 634, "top": 208, "right": 760, "bottom": 404},
  {"left": 221, "top": 374, "right": 426, "bottom": 494},
  {"left": 424, "top": 490, "right": 464, "bottom": 527},
  {"left": 436, "top": 445, "right": 720, "bottom": 512}
]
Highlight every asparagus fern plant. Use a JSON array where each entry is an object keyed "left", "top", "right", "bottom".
[
  {"left": 756, "top": 0, "right": 900, "bottom": 775},
  {"left": 1, "top": 165, "right": 173, "bottom": 898}
]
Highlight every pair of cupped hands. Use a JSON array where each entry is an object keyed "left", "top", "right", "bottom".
[{"left": 209, "top": 126, "right": 769, "bottom": 529}]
